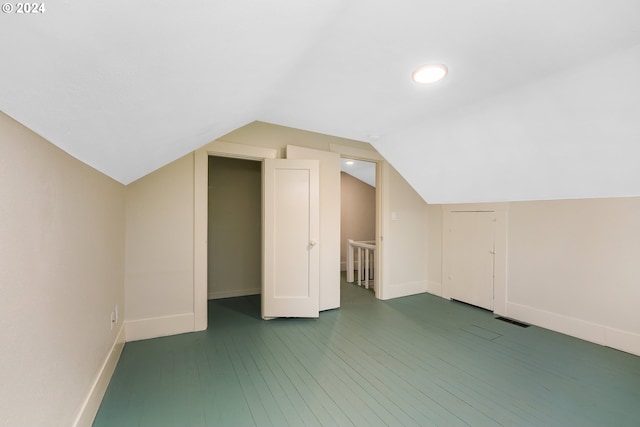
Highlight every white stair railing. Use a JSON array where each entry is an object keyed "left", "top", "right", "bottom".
[{"left": 347, "top": 239, "right": 376, "bottom": 289}]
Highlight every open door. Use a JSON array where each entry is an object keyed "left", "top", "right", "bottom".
[
  {"left": 286, "top": 145, "right": 340, "bottom": 311},
  {"left": 262, "top": 159, "right": 320, "bottom": 318}
]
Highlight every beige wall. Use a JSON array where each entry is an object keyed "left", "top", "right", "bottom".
[
  {"left": 340, "top": 172, "right": 375, "bottom": 270},
  {"left": 378, "top": 164, "right": 430, "bottom": 299},
  {"left": 429, "top": 197, "right": 640, "bottom": 356},
  {"left": 124, "top": 153, "right": 195, "bottom": 340},
  {"left": 219, "top": 121, "right": 376, "bottom": 157},
  {"left": 208, "top": 156, "right": 261, "bottom": 298},
  {"left": 0, "top": 113, "right": 125, "bottom": 426},
  {"left": 507, "top": 198, "right": 640, "bottom": 355}
]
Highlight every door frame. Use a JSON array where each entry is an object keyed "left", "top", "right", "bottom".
[
  {"left": 442, "top": 203, "right": 509, "bottom": 316},
  {"left": 331, "top": 144, "right": 385, "bottom": 300},
  {"left": 193, "top": 141, "right": 277, "bottom": 331},
  {"left": 193, "top": 140, "right": 386, "bottom": 331},
  {"left": 339, "top": 156, "right": 382, "bottom": 298}
]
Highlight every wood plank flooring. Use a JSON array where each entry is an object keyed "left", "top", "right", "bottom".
[{"left": 94, "top": 278, "right": 640, "bottom": 426}]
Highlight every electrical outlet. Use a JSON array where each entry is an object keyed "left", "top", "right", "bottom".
[{"left": 114, "top": 305, "right": 119, "bottom": 324}]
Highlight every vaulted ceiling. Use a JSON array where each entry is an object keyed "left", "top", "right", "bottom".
[{"left": 2, "top": 1, "right": 639, "bottom": 203}]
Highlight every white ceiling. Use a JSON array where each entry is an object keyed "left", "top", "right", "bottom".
[{"left": 2, "top": 1, "right": 639, "bottom": 203}]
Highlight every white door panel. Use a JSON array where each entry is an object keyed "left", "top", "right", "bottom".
[
  {"left": 450, "top": 211, "right": 495, "bottom": 310},
  {"left": 263, "top": 159, "right": 320, "bottom": 318},
  {"left": 286, "top": 145, "right": 341, "bottom": 311}
]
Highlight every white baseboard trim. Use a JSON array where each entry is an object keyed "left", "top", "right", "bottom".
[
  {"left": 425, "top": 280, "right": 442, "bottom": 297},
  {"left": 208, "top": 287, "right": 261, "bottom": 300},
  {"left": 125, "top": 313, "right": 194, "bottom": 342},
  {"left": 73, "top": 324, "right": 125, "bottom": 427},
  {"left": 506, "top": 301, "right": 640, "bottom": 356},
  {"left": 380, "top": 280, "right": 427, "bottom": 300},
  {"left": 506, "top": 301, "right": 605, "bottom": 345},
  {"left": 604, "top": 326, "right": 640, "bottom": 356}
]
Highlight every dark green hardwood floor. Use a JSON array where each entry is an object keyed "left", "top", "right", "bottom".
[{"left": 94, "top": 277, "right": 640, "bottom": 426}]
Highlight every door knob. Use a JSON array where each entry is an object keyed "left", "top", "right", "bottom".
[{"left": 309, "top": 240, "right": 317, "bottom": 246}]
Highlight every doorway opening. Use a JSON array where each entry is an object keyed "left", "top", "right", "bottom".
[
  {"left": 193, "top": 137, "right": 387, "bottom": 331},
  {"left": 340, "top": 158, "right": 377, "bottom": 296},
  {"left": 207, "top": 156, "right": 262, "bottom": 318}
]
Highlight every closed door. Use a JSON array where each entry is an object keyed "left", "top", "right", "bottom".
[
  {"left": 449, "top": 211, "right": 495, "bottom": 310},
  {"left": 262, "top": 159, "right": 320, "bottom": 318}
]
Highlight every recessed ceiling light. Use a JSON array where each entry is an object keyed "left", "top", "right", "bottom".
[
  {"left": 412, "top": 64, "right": 448, "bottom": 84},
  {"left": 345, "top": 160, "right": 354, "bottom": 165}
]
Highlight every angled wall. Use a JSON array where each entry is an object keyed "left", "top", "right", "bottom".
[
  {"left": 124, "top": 153, "right": 195, "bottom": 341},
  {"left": 0, "top": 113, "right": 125, "bottom": 426}
]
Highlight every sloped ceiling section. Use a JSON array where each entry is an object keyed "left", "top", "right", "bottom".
[
  {"left": 341, "top": 159, "right": 376, "bottom": 188},
  {"left": 376, "top": 43, "right": 640, "bottom": 204},
  {"left": 1, "top": 1, "right": 639, "bottom": 203}
]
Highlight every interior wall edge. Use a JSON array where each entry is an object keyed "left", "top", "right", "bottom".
[
  {"left": 125, "top": 313, "right": 194, "bottom": 342},
  {"left": 379, "top": 280, "right": 428, "bottom": 300},
  {"left": 426, "top": 280, "right": 443, "bottom": 297}
]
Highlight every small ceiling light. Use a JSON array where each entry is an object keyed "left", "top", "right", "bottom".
[
  {"left": 412, "top": 64, "right": 448, "bottom": 84},
  {"left": 345, "top": 160, "right": 354, "bottom": 165}
]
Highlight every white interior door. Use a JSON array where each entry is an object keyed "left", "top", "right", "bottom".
[
  {"left": 449, "top": 211, "right": 495, "bottom": 310},
  {"left": 286, "top": 145, "right": 340, "bottom": 311},
  {"left": 262, "top": 159, "right": 320, "bottom": 318}
]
